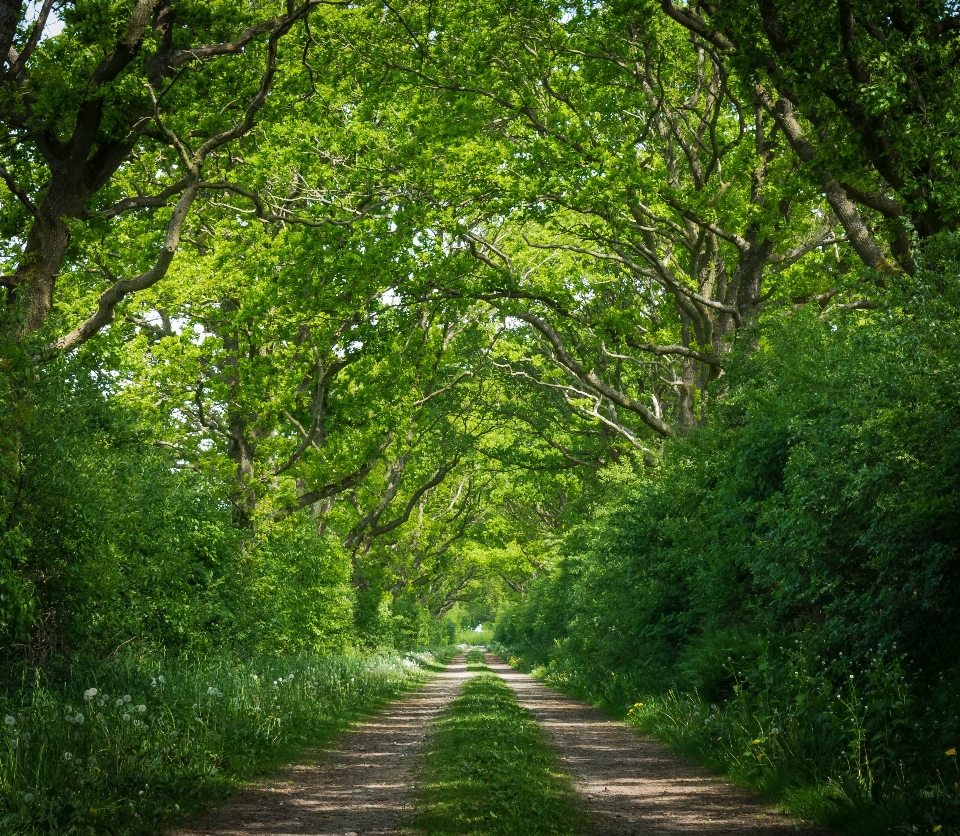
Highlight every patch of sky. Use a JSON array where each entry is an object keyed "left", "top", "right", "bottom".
[
  {"left": 24, "top": 1, "right": 64, "bottom": 40},
  {"left": 380, "top": 288, "right": 402, "bottom": 307}
]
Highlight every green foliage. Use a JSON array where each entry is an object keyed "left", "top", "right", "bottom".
[
  {"left": 0, "top": 648, "right": 451, "bottom": 835},
  {"left": 0, "top": 356, "right": 240, "bottom": 658},
  {"left": 411, "top": 659, "right": 585, "bottom": 836},
  {"left": 230, "top": 523, "right": 355, "bottom": 655},
  {"left": 497, "top": 241, "right": 960, "bottom": 833},
  {"left": 0, "top": 354, "right": 366, "bottom": 662}
]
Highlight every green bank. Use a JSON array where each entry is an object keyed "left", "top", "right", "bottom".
[{"left": 410, "top": 650, "right": 584, "bottom": 836}]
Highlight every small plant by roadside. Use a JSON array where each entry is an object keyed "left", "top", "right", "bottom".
[
  {"left": 411, "top": 654, "right": 585, "bottom": 836},
  {"left": 0, "top": 648, "right": 453, "bottom": 835}
]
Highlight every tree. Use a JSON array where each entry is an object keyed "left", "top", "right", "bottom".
[
  {"left": 0, "top": 0, "right": 341, "bottom": 347},
  {"left": 658, "top": 0, "right": 960, "bottom": 272},
  {"left": 364, "top": 0, "right": 854, "bottom": 444}
]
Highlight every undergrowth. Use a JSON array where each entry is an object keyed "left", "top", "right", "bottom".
[
  {"left": 492, "top": 642, "right": 960, "bottom": 836},
  {"left": 0, "top": 647, "right": 454, "bottom": 835},
  {"left": 410, "top": 649, "right": 585, "bottom": 836}
]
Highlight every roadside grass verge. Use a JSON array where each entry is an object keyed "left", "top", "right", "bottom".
[
  {"left": 492, "top": 643, "right": 958, "bottom": 836},
  {"left": 0, "top": 647, "right": 454, "bottom": 835},
  {"left": 410, "top": 651, "right": 585, "bottom": 836}
]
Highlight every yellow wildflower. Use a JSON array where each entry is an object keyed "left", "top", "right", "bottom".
[
  {"left": 752, "top": 739, "right": 762, "bottom": 745},
  {"left": 946, "top": 748, "right": 957, "bottom": 757},
  {"left": 932, "top": 826, "right": 941, "bottom": 833},
  {"left": 90, "top": 809, "right": 98, "bottom": 817}
]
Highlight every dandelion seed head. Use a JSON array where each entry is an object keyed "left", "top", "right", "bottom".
[
  {"left": 157, "top": 675, "right": 165, "bottom": 684},
  {"left": 83, "top": 688, "right": 97, "bottom": 701},
  {"left": 4, "top": 715, "right": 15, "bottom": 726},
  {"left": 137, "top": 704, "right": 146, "bottom": 713},
  {"left": 123, "top": 695, "right": 132, "bottom": 703},
  {"left": 23, "top": 793, "right": 34, "bottom": 803},
  {"left": 63, "top": 751, "right": 73, "bottom": 761},
  {"left": 122, "top": 713, "right": 131, "bottom": 722}
]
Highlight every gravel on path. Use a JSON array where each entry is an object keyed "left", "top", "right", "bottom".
[
  {"left": 170, "top": 655, "right": 474, "bottom": 836},
  {"left": 486, "top": 654, "right": 831, "bottom": 836}
]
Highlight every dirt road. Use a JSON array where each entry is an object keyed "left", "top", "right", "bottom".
[{"left": 170, "top": 653, "right": 828, "bottom": 835}]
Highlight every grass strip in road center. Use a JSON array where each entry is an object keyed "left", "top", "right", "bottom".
[{"left": 410, "top": 651, "right": 586, "bottom": 836}]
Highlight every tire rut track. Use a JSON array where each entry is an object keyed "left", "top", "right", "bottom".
[
  {"left": 486, "top": 654, "right": 831, "bottom": 836},
  {"left": 170, "top": 655, "right": 474, "bottom": 836}
]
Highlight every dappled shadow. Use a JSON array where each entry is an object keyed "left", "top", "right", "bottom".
[
  {"left": 171, "top": 656, "right": 474, "bottom": 836},
  {"left": 487, "top": 656, "right": 831, "bottom": 836}
]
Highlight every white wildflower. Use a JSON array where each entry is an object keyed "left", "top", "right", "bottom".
[
  {"left": 63, "top": 751, "right": 73, "bottom": 761},
  {"left": 83, "top": 688, "right": 97, "bottom": 701}
]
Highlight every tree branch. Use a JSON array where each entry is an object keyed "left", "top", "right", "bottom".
[{"left": 0, "top": 164, "right": 37, "bottom": 216}]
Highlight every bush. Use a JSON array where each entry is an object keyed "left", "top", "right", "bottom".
[{"left": 498, "top": 249, "right": 960, "bottom": 833}]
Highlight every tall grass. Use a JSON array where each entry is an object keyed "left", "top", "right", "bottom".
[
  {"left": 0, "top": 648, "right": 452, "bottom": 834},
  {"left": 492, "top": 641, "right": 960, "bottom": 836}
]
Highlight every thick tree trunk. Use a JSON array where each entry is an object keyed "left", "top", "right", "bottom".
[{"left": 15, "top": 216, "right": 70, "bottom": 335}]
